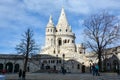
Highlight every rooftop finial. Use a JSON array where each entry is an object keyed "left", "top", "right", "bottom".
[
  {"left": 47, "top": 15, "right": 54, "bottom": 27},
  {"left": 49, "top": 15, "right": 52, "bottom": 23}
]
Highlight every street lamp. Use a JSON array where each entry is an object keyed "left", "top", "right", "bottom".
[{"left": 62, "top": 54, "right": 65, "bottom": 69}]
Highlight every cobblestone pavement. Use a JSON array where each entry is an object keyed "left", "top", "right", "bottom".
[{"left": 4, "top": 73, "right": 120, "bottom": 80}]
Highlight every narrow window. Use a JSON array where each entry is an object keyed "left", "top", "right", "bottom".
[
  {"left": 59, "top": 29, "right": 61, "bottom": 32},
  {"left": 68, "top": 40, "right": 69, "bottom": 43},
  {"left": 77, "top": 64, "right": 80, "bottom": 69},
  {"left": 66, "top": 29, "right": 67, "bottom": 32}
]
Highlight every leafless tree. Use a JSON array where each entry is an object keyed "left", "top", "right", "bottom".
[
  {"left": 16, "top": 28, "right": 38, "bottom": 73},
  {"left": 83, "top": 11, "right": 120, "bottom": 71}
]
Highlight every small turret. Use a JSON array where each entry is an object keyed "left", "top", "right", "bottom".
[
  {"left": 45, "top": 15, "right": 55, "bottom": 47},
  {"left": 47, "top": 15, "right": 54, "bottom": 28}
]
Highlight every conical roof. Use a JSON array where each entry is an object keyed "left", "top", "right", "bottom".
[
  {"left": 56, "top": 8, "right": 69, "bottom": 28},
  {"left": 47, "top": 15, "right": 54, "bottom": 27}
]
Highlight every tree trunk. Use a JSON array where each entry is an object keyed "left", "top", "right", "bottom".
[
  {"left": 24, "top": 53, "right": 28, "bottom": 72},
  {"left": 98, "top": 51, "right": 102, "bottom": 72}
]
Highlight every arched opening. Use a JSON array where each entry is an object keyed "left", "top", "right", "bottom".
[
  {"left": 81, "top": 64, "right": 85, "bottom": 73},
  {"left": 66, "top": 29, "right": 68, "bottom": 32},
  {"left": 68, "top": 40, "right": 70, "bottom": 43},
  {"left": 54, "top": 65, "right": 56, "bottom": 70},
  {"left": 0, "top": 63, "right": 3, "bottom": 73},
  {"left": 113, "top": 60, "right": 119, "bottom": 72},
  {"left": 58, "top": 38, "right": 62, "bottom": 46},
  {"left": 77, "top": 64, "right": 80, "bottom": 69},
  {"left": 72, "top": 40, "right": 74, "bottom": 43},
  {"left": 65, "top": 40, "right": 67, "bottom": 43},
  {"left": 59, "top": 29, "right": 62, "bottom": 32},
  {"left": 106, "top": 63, "right": 110, "bottom": 71},
  {"left": 5, "top": 62, "right": 13, "bottom": 73},
  {"left": 27, "top": 66, "right": 30, "bottom": 72},
  {"left": 41, "top": 63, "right": 44, "bottom": 69},
  {"left": 14, "top": 64, "right": 19, "bottom": 73},
  {"left": 51, "top": 39, "right": 53, "bottom": 46},
  {"left": 46, "top": 65, "right": 50, "bottom": 70}
]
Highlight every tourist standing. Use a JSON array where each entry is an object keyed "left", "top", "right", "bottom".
[
  {"left": 92, "top": 64, "right": 95, "bottom": 76},
  {"left": 18, "top": 69, "right": 22, "bottom": 80},
  {"left": 22, "top": 70, "right": 26, "bottom": 80},
  {"left": 95, "top": 64, "right": 99, "bottom": 76}
]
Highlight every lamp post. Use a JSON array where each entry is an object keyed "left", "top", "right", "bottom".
[
  {"left": 56, "top": 55, "right": 58, "bottom": 70},
  {"left": 62, "top": 54, "right": 65, "bottom": 69}
]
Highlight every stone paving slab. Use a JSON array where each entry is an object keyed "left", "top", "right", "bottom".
[{"left": 5, "top": 73, "right": 120, "bottom": 80}]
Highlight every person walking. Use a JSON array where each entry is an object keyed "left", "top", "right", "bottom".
[
  {"left": 22, "top": 70, "right": 26, "bottom": 80},
  {"left": 92, "top": 64, "right": 95, "bottom": 76},
  {"left": 18, "top": 69, "right": 22, "bottom": 80},
  {"left": 95, "top": 64, "right": 99, "bottom": 76}
]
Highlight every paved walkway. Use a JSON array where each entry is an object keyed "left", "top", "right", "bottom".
[{"left": 4, "top": 73, "right": 120, "bottom": 80}]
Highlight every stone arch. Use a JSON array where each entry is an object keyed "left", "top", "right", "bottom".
[
  {"left": 112, "top": 60, "right": 119, "bottom": 72},
  {"left": 14, "top": 64, "right": 19, "bottom": 73},
  {"left": 5, "top": 62, "right": 13, "bottom": 73},
  {"left": 0, "top": 63, "right": 3, "bottom": 72}
]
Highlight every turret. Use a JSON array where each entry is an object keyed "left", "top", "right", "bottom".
[
  {"left": 45, "top": 15, "right": 55, "bottom": 47},
  {"left": 55, "top": 8, "right": 76, "bottom": 52}
]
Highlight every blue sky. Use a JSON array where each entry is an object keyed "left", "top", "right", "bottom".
[{"left": 0, "top": 0, "right": 120, "bottom": 54}]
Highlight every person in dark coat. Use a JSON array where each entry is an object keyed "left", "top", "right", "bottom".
[
  {"left": 92, "top": 64, "right": 95, "bottom": 76},
  {"left": 19, "top": 69, "right": 22, "bottom": 80},
  {"left": 22, "top": 70, "right": 26, "bottom": 80}
]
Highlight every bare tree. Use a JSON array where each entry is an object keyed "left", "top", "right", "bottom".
[
  {"left": 16, "top": 28, "right": 38, "bottom": 73},
  {"left": 83, "top": 11, "right": 120, "bottom": 71}
]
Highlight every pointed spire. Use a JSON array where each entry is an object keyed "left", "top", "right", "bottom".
[
  {"left": 57, "top": 8, "right": 69, "bottom": 28},
  {"left": 47, "top": 15, "right": 54, "bottom": 27}
]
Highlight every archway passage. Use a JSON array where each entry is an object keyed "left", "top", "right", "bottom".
[
  {"left": 113, "top": 60, "right": 119, "bottom": 72},
  {"left": 81, "top": 65, "right": 85, "bottom": 73},
  {"left": 0, "top": 63, "right": 3, "bottom": 73},
  {"left": 46, "top": 65, "right": 50, "bottom": 70},
  {"left": 5, "top": 62, "right": 13, "bottom": 73},
  {"left": 14, "top": 64, "right": 19, "bottom": 73}
]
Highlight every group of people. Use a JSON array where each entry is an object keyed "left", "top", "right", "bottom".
[
  {"left": 18, "top": 69, "right": 26, "bottom": 80},
  {"left": 91, "top": 64, "right": 100, "bottom": 76}
]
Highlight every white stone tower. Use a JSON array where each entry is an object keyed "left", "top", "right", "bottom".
[
  {"left": 45, "top": 15, "right": 55, "bottom": 47},
  {"left": 55, "top": 8, "right": 76, "bottom": 52}
]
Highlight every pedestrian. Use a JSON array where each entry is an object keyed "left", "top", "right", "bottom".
[
  {"left": 95, "top": 64, "right": 99, "bottom": 76},
  {"left": 18, "top": 69, "right": 22, "bottom": 80},
  {"left": 22, "top": 70, "right": 26, "bottom": 80},
  {"left": 92, "top": 64, "right": 95, "bottom": 76}
]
